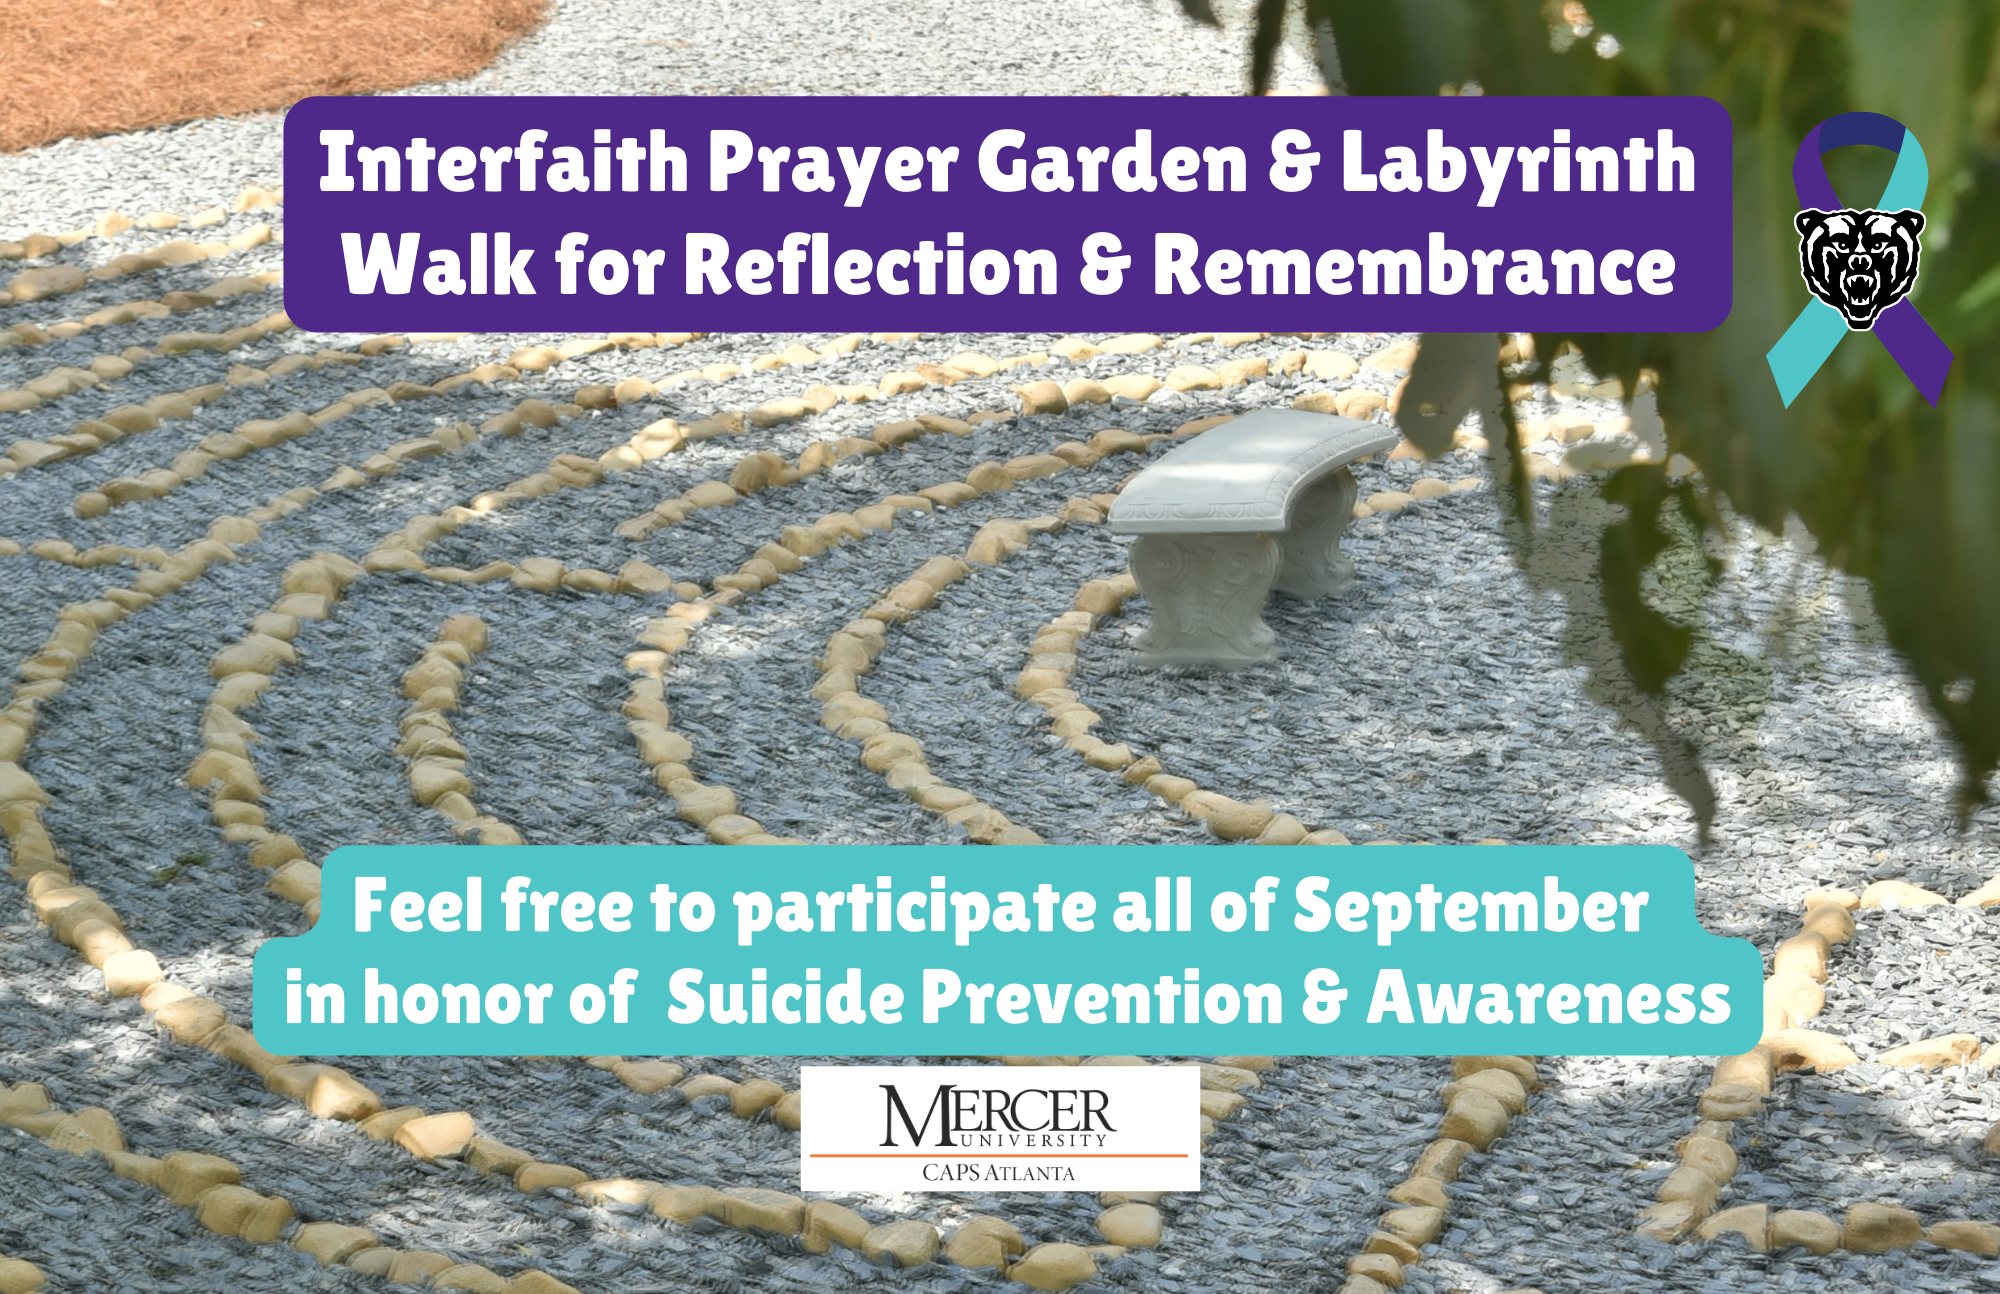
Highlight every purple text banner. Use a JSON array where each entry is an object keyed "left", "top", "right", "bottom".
[{"left": 283, "top": 95, "right": 1732, "bottom": 334}]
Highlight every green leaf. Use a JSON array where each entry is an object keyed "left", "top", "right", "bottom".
[
  {"left": 1401, "top": 333, "right": 1502, "bottom": 458},
  {"left": 1849, "top": 0, "right": 1969, "bottom": 229},
  {"left": 1597, "top": 464, "right": 1694, "bottom": 694}
]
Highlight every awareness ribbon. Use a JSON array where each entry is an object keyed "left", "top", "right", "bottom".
[{"left": 1765, "top": 111, "right": 1954, "bottom": 408}]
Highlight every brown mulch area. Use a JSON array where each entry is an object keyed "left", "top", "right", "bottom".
[{"left": 0, "top": 0, "right": 549, "bottom": 154}]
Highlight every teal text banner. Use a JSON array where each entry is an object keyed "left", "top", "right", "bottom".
[{"left": 251, "top": 844, "right": 1763, "bottom": 1055}]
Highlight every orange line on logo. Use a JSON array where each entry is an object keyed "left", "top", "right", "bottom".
[{"left": 807, "top": 1153, "right": 1190, "bottom": 1158}]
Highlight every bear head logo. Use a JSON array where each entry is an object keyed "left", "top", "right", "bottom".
[{"left": 1795, "top": 207, "right": 1925, "bottom": 331}]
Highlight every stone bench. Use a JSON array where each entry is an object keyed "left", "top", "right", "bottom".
[{"left": 1108, "top": 408, "right": 1398, "bottom": 667}]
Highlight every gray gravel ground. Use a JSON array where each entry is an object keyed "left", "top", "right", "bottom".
[{"left": 3, "top": 2, "right": 1999, "bottom": 1292}]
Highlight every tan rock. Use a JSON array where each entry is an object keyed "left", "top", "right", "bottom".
[
  {"left": 1439, "top": 1088, "right": 1509, "bottom": 1150},
  {"left": 945, "top": 1216, "right": 1025, "bottom": 1268},
  {"left": 1697, "top": 1082, "right": 1765, "bottom": 1121},
  {"left": 210, "top": 633, "right": 297, "bottom": 679},
  {"left": 1004, "top": 452, "right": 1068, "bottom": 481},
  {"left": 69, "top": 918, "right": 132, "bottom": 966},
  {"left": 356, "top": 1105, "right": 424, "bottom": 1141},
  {"left": 1362, "top": 1230, "right": 1420, "bottom": 1264},
  {"left": 1217, "top": 356, "right": 1268, "bottom": 385},
  {"left": 576, "top": 1178, "right": 664, "bottom": 1207},
  {"left": 1876, "top": 1034, "right": 1981, "bottom": 1069},
  {"left": 1304, "top": 350, "right": 1361, "bottom": 380},
  {"left": 1845, "top": 1202, "right": 1922, "bottom": 1252},
  {"left": 1347, "top": 1253, "right": 1404, "bottom": 1287},
  {"left": 1768, "top": 1208, "right": 1841, "bottom": 1254},
  {"left": 1007, "top": 1243, "right": 1096, "bottom": 1291},
  {"left": 102, "top": 948, "right": 163, "bottom": 996},
  {"left": 0, "top": 1259, "right": 44, "bottom": 1294},
  {"left": 194, "top": 1184, "right": 294, "bottom": 1243},
  {"left": 1180, "top": 792, "right": 1273, "bottom": 842},
  {"left": 1328, "top": 389, "right": 1385, "bottom": 420},
  {"left": 7, "top": 264, "right": 85, "bottom": 301},
  {"left": 508, "top": 557, "right": 564, "bottom": 591},
  {"left": 1765, "top": 1028, "right": 1858, "bottom": 1073},
  {"left": 1162, "top": 364, "right": 1218, "bottom": 392},
  {"left": 265, "top": 1065, "right": 381, "bottom": 1121},
  {"left": 1381, "top": 1205, "right": 1444, "bottom": 1246},
  {"left": 393, "top": 1110, "right": 475, "bottom": 1160},
  {"left": 431, "top": 1263, "right": 510, "bottom": 1292},
  {"left": 1772, "top": 932, "right": 1830, "bottom": 982},
  {"left": 863, "top": 1220, "right": 940, "bottom": 1266},
  {"left": 1956, "top": 876, "right": 2000, "bottom": 907},
  {"left": 616, "top": 560, "right": 675, "bottom": 595},
  {"left": 683, "top": 479, "right": 740, "bottom": 510},
  {"left": 1698, "top": 1204, "right": 1768, "bottom": 1250},
  {"left": 1102, "top": 374, "right": 1163, "bottom": 400},
  {"left": 1859, "top": 878, "right": 1949, "bottom": 909},
  {"left": 152, "top": 994, "right": 228, "bottom": 1046},
  {"left": 1412, "top": 1139, "right": 1472, "bottom": 1185},
  {"left": 612, "top": 1059, "right": 686, "bottom": 1093},
  {"left": 45, "top": 1105, "right": 124, "bottom": 1156},
  {"left": 156, "top": 1151, "right": 243, "bottom": 1205},
  {"left": 1451, "top": 1055, "right": 1540, "bottom": 1089},
  {"left": 465, "top": 1135, "right": 534, "bottom": 1178},
  {"left": 711, "top": 1187, "right": 806, "bottom": 1234},
  {"left": 1678, "top": 1136, "right": 1738, "bottom": 1185},
  {"left": 1442, "top": 1067, "right": 1528, "bottom": 1114},
  {"left": 1928, "top": 1220, "right": 2000, "bottom": 1256},
  {"left": 409, "top": 760, "right": 473, "bottom": 807},
  {"left": 1800, "top": 904, "right": 1855, "bottom": 945},
  {"left": 515, "top": 1162, "right": 589, "bottom": 1193},
  {"left": 1096, "top": 1202, "right": 1162, "bottom": 1246},
  {"left": 946, "top": 351, "right": 1000, "bottom": 376},
  {"left": 382, "top": 1252, "right": 457, "bottom": 1284},
  {"left": 1713, "top": 1047, "right": 1774, "bottom": 1095},
  {"left": 293, "top": 1222, "right": 379, "bottom": 1266},
  {"left": 1016, "top": 380, "right": 1068, "bottom": 416},
  {"left": 803, "top": 1200, "right": 872, "bottom": 1253},
  {"left": 1635, "top": 1199, "right": 1698, "bottom": 1242},
  {"left": 731, "top": 1077, "right": 786, "bottom": 1118}
]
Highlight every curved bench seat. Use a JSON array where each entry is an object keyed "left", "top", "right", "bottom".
[{"left": 1109, "top": 408, "right": 1398, "bottom": 667}]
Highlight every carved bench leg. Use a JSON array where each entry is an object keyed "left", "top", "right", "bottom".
[
  {"left": 1128, "top": 532, "right": 1280, "bottom": 668},
  {"left": 1274, "top": 466, "right": 1360, "bottom": 600}
]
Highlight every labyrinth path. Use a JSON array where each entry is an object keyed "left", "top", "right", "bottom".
[{"left": 1, "top": 190, "right": 1997, "bottom": 1294}]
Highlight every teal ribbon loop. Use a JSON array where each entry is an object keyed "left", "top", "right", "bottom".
[{"left": 1766, "top": 113, "right": 1953, "bottom": 407}]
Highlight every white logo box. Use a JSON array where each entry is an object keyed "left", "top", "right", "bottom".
[{"left": 800, "top": 1065, "right": 1201, "bottom": 1192}]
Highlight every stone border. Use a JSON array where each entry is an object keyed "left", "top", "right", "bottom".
[
  {"left": 1333, "top": 1056, "right": 1544, "bottom": 1294},
  {"left": 144, "top": 370, "right": 1198, "bottom": 1278},
  {"left": 1014, "top": 470, "right": 1495, "bottom": 848},
  {"left": 617, "top": 422, "right": 1168, "bottom": 845},
  {"left": 0, "top": 184, "right": 282, "bottom": 257},
  {"left": 2, "top": 221, "right": 273, "bottom": 311},
  {"left": 396, "top": 613, "right": 523, "bottom": 847},
  {"left": 0, "top": 1248, "right": 45, "bottom": 1294},
  {"left": 1638, "top": 882, "right": 2000, "bottom": 1257},
  {"left": 2, "top": 324, "right": 1466, "bottom": 1292},
  {"left": 0, "top": 271, "right": 283, "bottom": 424},
  {"left": 70, "top": 333, "right": 458, "bottom": 516},
  {"left": 0, "top": 391, "right": 1229, "bottom": 1294},
  {"left": 0, "top": 1078, "right": 585, "bottom": 1294}
]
